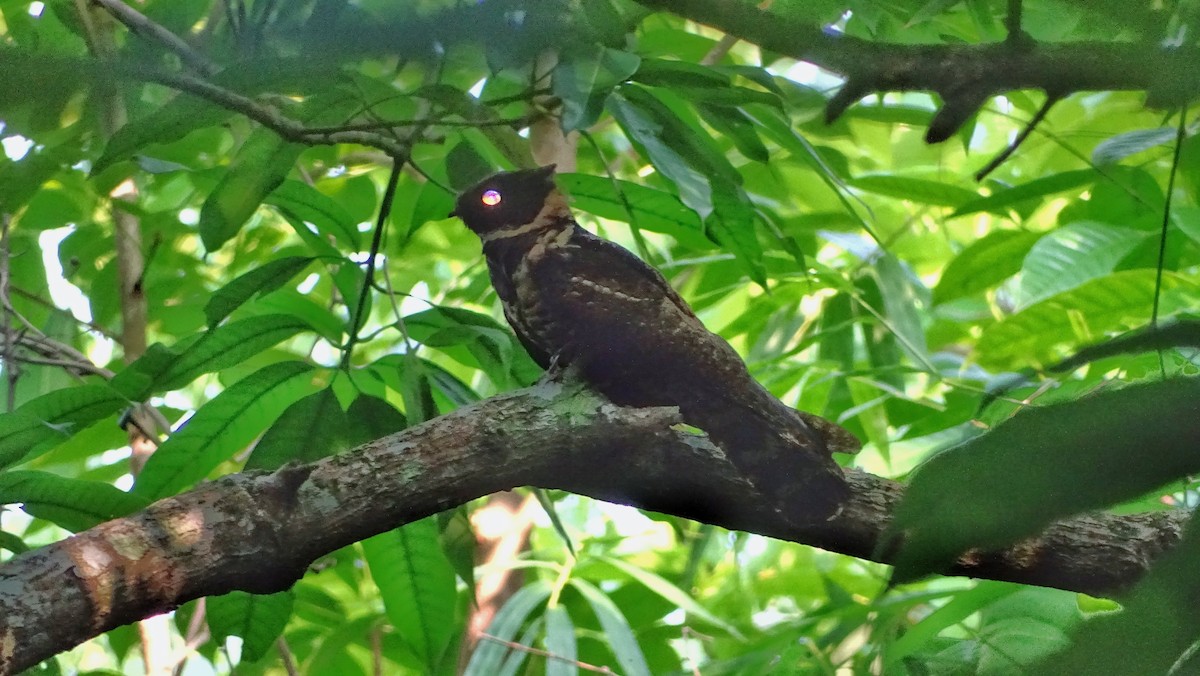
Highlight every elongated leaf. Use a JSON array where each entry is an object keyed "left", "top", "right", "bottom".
[
  {"left": 974, "top": 271, "right": 1199, "bottom": 369},
  {"left": 557, "top": 174, "right": 708, "bottom": 247},
  {"left": 884, "top": 582, "right": 1020, "bottom": 667},
  {"left": 554, "top": 45, "right": 640, "bottom": 131},
  {"left": 543, "top": 605, "right": 578, "bottom": 676},
  {"left": 134, "top": 361, "right": 321, "bottom": 500},
  {"left": 199, "top": 129, "right": 305, "bottom": 251},
  {"left": 207, "top": 590, "right": 294, "bottom": 664},
  {"left": 701, "top": 104, "right": 770, "bottom": 162},
  {"left": 244, "top": 388, "right": 351, "bottom": 470},
  {"left": 114, "top": 314, "right": 311, "bottom": 399},
  {"left": 570, "top": 579, "right": 651, "bottom": 676},
  {"left": 463, "top": 581, "right": 552, "bottom": 676},
  {"left": 887, "top": 377, "right": 1200, "bottom": 583},
  {"left": 934, "top": 230, "right": 1042, "bottom": 305},
  {"left": 363, "top": 517, "right": 457, "bottom": 670},
  {"left": 94, "top": 94, "right": 231, "bottom": 174},
  {"left": 952, "top": 169, "right": 1097, "bottom": 217},
  {"left": 1092, "top": 127, "right": 1177, "bottom": 165},
  {"left": 1014, "top": 222, "right": 1148, "bottom": 309},
  {"left": 205, "top": 256, "right": 316, "bottom": 327},
  {"left": 0, "top": 385, "right": 127, "bottom": 469},
  {"left": 606, "top": 89, "right": 713, "bottom": 218},
  {"left": 597, "top": 556, "right": 739, "bottom": 636},
  {"left": 265, "top": 180, "right": 360, "bottom": 251},
  {"left": 851, "top": 175, "right": 978, "bottom": 208},
  {"left": 873, "top": 254, "right": 929, "bottom": 363},
  {"left": 0, "top": 470, "right": 150, "bottom": 532}
]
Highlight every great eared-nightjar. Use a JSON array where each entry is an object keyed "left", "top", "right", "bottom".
[{"left": 451, "top": 165, "right": 856, "bottom": 522}]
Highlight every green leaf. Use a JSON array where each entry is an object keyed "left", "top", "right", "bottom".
[
  {"left": 0, "top": 385, "right": 128, "bottom": 469},
  {"left": 974, "top": 271, "right": 1199, "bottom": 370},
  {"left": 557, "top": 173, "right": 708, "bottom": 247},
  {"left": 0, "top": 470, "right": 150, "bottom": 532},
  {"left": 265, "top": 180, "right": 360, "bottom": 251},
  {"left": 884, "top": 582, "right": 1020, "bottom": 667},
  {"left": 134, "top": 361, "right": 321, "bottom": 500},
  {"left": 597, "top": 556, "right": 739, "bottom": 637},
  {"left": 205, "top": 256, "right": 316, "bottom": 327},
  {"left": 243, "top": 388, "right": 351, "bottom": 470},
  {"left": 94, "top": 94, "right": 232, "bottom": 175},
  {"left": 0, "top": 530, "right": 28, "bottom": 555},
  {"left": 952, "top": 170, "right": 1098, "bottom": 217},
  {"left": 463, "top": 582, "right": 552, "bottom": 675},
  {"left": 570, "top": 579, "right": 651, "bottom": 676},
  {"left": 701, "top": 104, "right": 770, "bottom": 162},
  {"left": 1092, "top": 127, "right": 1177, "bottom": 165},
  {"left": 933, "top": 230, "right": 1043, "bottom": 305},
  {"left": 199, "top": 129, "right": 305, "bottom": 251},
  {"left": 543, "top": 605, "right": 578, "bottom": 676},
  {"left": 114, "top": 314, "right": 311, "bottom": 399},
  {"left": 1014, "top": 222, "right": 1149, "bottom": 309},
  {"left": 554, "top": 46, "right": 641, "bottom": 131},
  {"left": 886, "top": 377, "right": 1200, "bottom": 583},
  {"left": 873, "top": 254, "right": 929, "bottom": 363},
  {"left": 206, "top": 590, "right": 294, "bottom": 664},
  {"left": 850, "top": 175, "right": 978, "bottom": 208},
  {"left": 363, "top": 517, "right": 457, "bottom": 671},
  {"left": 345, "top": 394, "right": 408, "bottom": 446}
]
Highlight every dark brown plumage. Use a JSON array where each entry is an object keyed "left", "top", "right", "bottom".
[{"left": 451, "top": 166, "right": 855, "bottom": 522}]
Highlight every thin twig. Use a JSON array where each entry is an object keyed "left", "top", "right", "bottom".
[
  {"left": 974, "top": 93, "right": 1060, "bottom": 180},
  {"left": 340, "top": 160, "right": 405, "bottom": 369},
  {"left": 0, "top": 215, "right": 16, "bottom": 410},
  {"left": 91, "top": 0, "right": 218, "bottom": 75},
  {"left": 478, "top": 633, "right": 615, "bottom": 674},
  {"left": 1152, "top": 104, "right": 1189, "bottom": 377}
]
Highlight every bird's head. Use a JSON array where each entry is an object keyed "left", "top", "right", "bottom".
[{"left": 450, "top": 165, "right": 567, "bottom": 241}]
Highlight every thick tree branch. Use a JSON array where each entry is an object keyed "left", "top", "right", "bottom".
[
  {"left": 635, "top": 0, "right": 1200, "bottom": 139},
  {"left": 0, "top": 382, "right": 1187, "bottom": 673}
]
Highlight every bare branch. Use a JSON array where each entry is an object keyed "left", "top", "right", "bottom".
[
  {"left": 91, "top": 0, "right": 218, "bottom": 76},
  {"left": 0, "top": 381, "right": 1186, "bottom": 673},
  {"left": 635, "top": 0, "right": 1200, "bottom": 140}
]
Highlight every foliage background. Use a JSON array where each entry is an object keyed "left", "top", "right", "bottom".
[{"left": 1, "top": 0, "right": 1198, "bottom": 673}]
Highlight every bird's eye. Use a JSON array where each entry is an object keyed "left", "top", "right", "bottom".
[{"left": 481, "top": 189, "right": 502, "bottom": 207}]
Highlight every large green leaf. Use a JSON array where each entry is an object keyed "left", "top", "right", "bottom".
[
  {"left": 934, "top": 230, "right": 1043, "bottom": 305},
  {"left": 199, "top": 129, "right": 305, "bottom": 251},
  {"left": 974, "top": 271, "right": 1199, "bottom": 369},
  {"left": 363, "top": 517, "right": 457, "bottom": 671},
  {"left": 1014, "top": 221, "right": 1149, "bottom": 308},
  {"left": 206, "top": 590, "right": 294, "bottom": 664},
  {"left": 463, "top": 581, "right": 553, "bottom": 676},
  {"left": 951, "top": 170, "right": 1098, "bottom": 217},
  {"left": 265, "top": 180, "right": 360, "bottom": 251},
  {"left": 243, "top": 388, "right": 352, "bottom": 470},
  {"left": 112, "top": 314, "right": 311, "bottom": 400},
  {"left": 204, "top": 256, "right": 317, "bottom": 327},
  {"left": 570, "top": 579, "right": 651, "bottom": 676},
  {"left": 0, "top": 470, "right": 150, "bottom": 532},
  {"left": 558, "top": 173, "right": 709, "bottom": 248},
  {"left": 850, "top": 175, "right": 978, "bottom": 208},
  {"left": 0, "top": 385, "right": 128, "bottom": 469},
  {"left": 887, "top": 377, "right": 1200, "bottom": 583},
  {"left": 543, "top": 605, "right": 578, "bottom": 676},
  {"left": 134, "top": 361, "right": 322, "bottom": 500},
  {"left": 554, "top": 45, "right": 640, "bottom": 131}
]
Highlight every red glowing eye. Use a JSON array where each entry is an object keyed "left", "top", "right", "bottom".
[{"left": 481, "top": 190, "right": 502, "bottom": 206}]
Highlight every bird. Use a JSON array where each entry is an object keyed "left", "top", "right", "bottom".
[{"left": 450, "top": 165, "right": 856, "bottom": 522}]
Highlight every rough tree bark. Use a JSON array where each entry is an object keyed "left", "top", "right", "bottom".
[{"left": 0, "top": 380, "right": 1187, "bottom": 674}]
